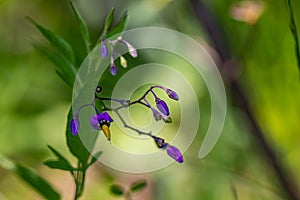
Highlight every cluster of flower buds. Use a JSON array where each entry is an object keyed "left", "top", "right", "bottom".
[
  {"left": 100, "top": 36, "right": 138, "bottom": 76},
  {"left": 70, "top": 85, "right": 183, "bottom": 163},
  {"left": 140, "top": 85, "right": 179, "bottom": 123}
]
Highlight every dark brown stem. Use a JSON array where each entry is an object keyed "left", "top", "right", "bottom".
[{"left": 189, "top": 0, "right": 299, "bottom": 199}]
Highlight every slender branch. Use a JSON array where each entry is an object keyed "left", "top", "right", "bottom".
[
  {"left": 73, "top": 161, "right": 87, "bottom": 200},
  {"left": 96, "top": 92, "right": 155, "bottom": 137},
  {"left": 189, "top": 0, "right": 300, "bottom": 199},
  {"left": 114, "top": 109, "right": 152, "bottom": 136},
  {"left": 95, "top": 85, "right": 162, "bottom": 111}
]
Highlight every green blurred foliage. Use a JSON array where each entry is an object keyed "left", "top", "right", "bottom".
[{"left": 0, "top": 0, "right": 299, "bottom": 199}]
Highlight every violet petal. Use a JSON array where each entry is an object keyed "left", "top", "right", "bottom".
[
  {"left": 97, "top": 112, "right": 114, "bottom": 123},
  {"left": 90, "top": 115, "right": 101, "bottom": 130},
  {"left": 156, "top": 99, "right": 170, "bottom": 116},
  {"left": 110, "top": 64, "right": 118, "bottom": 76},
  {"left": 166, "top": 89, "right": 179, "bottom": 101},
  {"left": 100, "top": 40, "right": 108, "bottom": 58},
  {"left": 166, "top": 145, "right": 183, "bottom": 163},
  {"left": 70, "top": 118, "right": 80, "bottom": 136}
]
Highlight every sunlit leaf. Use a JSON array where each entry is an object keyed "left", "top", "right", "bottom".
[
  {"left": 0, "top": 154, "right": 15, "bottom": 170},
  {"left": 130, "top": 179, "right": 147, "bottom": 193},
  {"left": 34, "top": 44, "right": 76, "bottom": 87},
  {"left": 70, "top": 1, "right": 90, "bottom": 53},
  {"left": 27, "top": 17, "right": 75, "bottom": 63},
  {"left": 106, "top": 11, "right": 128, "bottom": 39},
  {"left": 110, "top": 184, "right": 124, "bottom": 196}
]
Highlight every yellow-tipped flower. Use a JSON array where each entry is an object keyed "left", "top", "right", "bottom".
[
  {"left": 101, "top": 124, "right": 111, "bottom": 141},
  {"left": 120, "top": 56, "right": 127, "bottom": 68},
  {"left": 90, "top": 112, "right": 114, "bottom": 141}
]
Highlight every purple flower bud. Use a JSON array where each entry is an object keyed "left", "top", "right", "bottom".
[
  {"left": 110, "top": 64, "right": 118, "bottom": 76},
  {"left": 156, "top": 98, "right": 169, "bottom": 116},
  {"left": 100, "top": 40, "right": 108, "bottom": 58},
  {"left": 129, "top": 48, "right": 138, "bottom": 58},
  {"left": 153, "top": 136, "right": 168, "bottom": 149},
  {"left": 166, "top": 89, "right": 179, "bottom": 101},
  {"left": 110, "top": 56, "right": 118, "bottom": 76},
  {"left": 70, "top": 118, "right": 80, "bottom": 136},
  {"left": 90, "top": 112, "right": 114, "bottom": 131},
  {"left": 120, "top": 39, "right": 138, "bottom": 58},
  {"left": 166, "top": 145, "right": 183, "bottom": 163}
]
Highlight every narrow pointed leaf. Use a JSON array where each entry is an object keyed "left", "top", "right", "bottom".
[
  {"left": 285, "top": 0, "right": 300, "bottom": 78},
  {"left": 55, "top": 69, "right": 73, "bottom": 88},
  {"left": 70, "top": 2, "right": 90, "bottom": 53},
  {"left": 27, "top": 17, "right": 75, "bottom": 63},
  {"left": 34, "top": 44, "right": 76, "bottom": 87},
  {"left": 130, "top": 179, "right": 147, "bottom": 192},
  {"left": 104, "top": 8, "right": 115, "bottom": 35},
  {"left": 110, "top": 184, "right": 124, "bottom": 196},
  {"left": 106, "top": 11, "right": 128, "bottom": 39},
  {"left": 15, "top": 164, "right": 61, "bottom": 200},
  {"left": 47, "top": 145, "right": 69, "bottom": 162},
  {"left": 44, "top": 146, "right": 74, "bottom": 171},
  {"left": 96, "top": 8, "right": 115, "bottom": 44},
  {"left": 88, "top": 151, "right": 103, "bottom": 167},
  {"left": 1, "top": 155, "right": 60, "bottom": 199},
  {"left": 44, "top": 160, "right": 74, "bottom": 171}
]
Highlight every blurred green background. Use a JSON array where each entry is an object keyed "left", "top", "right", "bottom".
[{"left": 0, "top": 0, "right": 300, "bottom": 199}]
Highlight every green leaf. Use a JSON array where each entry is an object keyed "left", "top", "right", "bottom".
[
  {"left": 110, "top": 184, "right": 124, "bottom": 196},
  {"left": 47, "top": 145, "right": 69, "bottom": 162},
  {"left": 285, "top": 0, "right": 300, "bottom": 78},
  {"left": 44, "top": 160, "right": 74, "bottom": 171},
  {"left": 103, "top": 8, "right": 115, "bottom": 35},
  {"left": 106, "top": 11, "right": 128, "bottom": 39},
  {"left": 1, "top": 155, "right": 60, "bottom": 199},
  {"left": 27, "top": 17, "right": 75, "bottom": 63},
  {"left": 44, "top": 146, "right": 74, "bottom": 171},
  {"left": 70, "top": 1, "right": 90, "bottom": 53},
  {"left": 34, "top": 44, "right": 76, "bottom": 87},
  {"left": 15, "top": 164, "right": 61, "bottom": 200},
  {"left": 88, "top": 151, "right": 102, "bottom": 167},
  {"left": 130, "top": 179, "right": 147, "bottom": 193},
  {"left": 95, "top": 8, "right": 115, "bottom": 45},
  {"left": 66, "top": 107, "right": 98, "bottom": 166}
]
